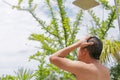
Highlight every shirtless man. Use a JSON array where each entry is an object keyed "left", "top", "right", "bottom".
[{"left": 49, "top": 36, "right": 110, "bottom": 80}]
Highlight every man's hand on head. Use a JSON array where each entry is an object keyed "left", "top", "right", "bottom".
[{"left": 79, "top": 36, "right": 94, "bottom": 48}]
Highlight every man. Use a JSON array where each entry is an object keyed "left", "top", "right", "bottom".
[{"left": 49, "top": 36, "right": 110, "bottom": 80}]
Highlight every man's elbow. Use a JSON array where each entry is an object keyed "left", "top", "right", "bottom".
[{"left": 49, "top": 56, "right": 57, "bottom": 63}]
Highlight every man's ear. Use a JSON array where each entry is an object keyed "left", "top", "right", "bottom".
[{"left": 83, "top": 48, "right": 88, "bottom": 55}]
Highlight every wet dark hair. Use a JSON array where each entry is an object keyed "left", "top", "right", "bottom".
[{"left": 86, "top": 36, "right": 103, "bottom": 60}]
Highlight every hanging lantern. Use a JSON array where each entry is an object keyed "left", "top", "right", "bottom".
[{"left": 73, "top": 0, "right": 99, "bottom": 10}]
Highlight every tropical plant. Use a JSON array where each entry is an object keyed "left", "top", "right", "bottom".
[
  {"left": 14, "top": 68, "right": 35, "bottom": 80},
  {"left": 110, "top": 62, "right": 120, "bottom": 80},
  {"left": 0, "top": 75, "right": 16, "bottom": 80},
  {"left": 0, "top": 68, "right": 34, "bottom": 80},
  {"left": 88, "top": 0, "right": 120, "bottom": 63},
  {"left": 7, "top": 0, "right": 83, "bottom": 79},
  {"left": 3, "top": 0, "right": 120, "bottom": 79}
]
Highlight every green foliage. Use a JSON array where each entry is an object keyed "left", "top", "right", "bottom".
[
  {"left": 110, "top": 62, "right": 120, "bottom": 80},
  {"left": 14, "top": 68, "right": 34, "bottom": 80},
  {"left": 18, "top": 0, "right": 23, "bottom": 5},
  {"left": 0, "top": 75, "right": 16, "bottom": 80},
  {"left": 99, "top": 0, "right": 112, "bottom": 9},
  {"left": 116, "top": 0, "right": 120, "bottom": 6},
  {"left": 4, "top": 0, "right": 120, "bottom": 79},
  {"left": 101, "top": 40, "right": 120, "bottom": 63},
  {"left": 28, "top": 0, "right": 33, "bottom": 7},
  {"left": 27, "top": 0, "right": 82, "bottom": 79},
  {"left": 88, "top": 0, "right": 117, "bottom": 39},
  {"left": 0, "top": 68, "right": 34, "bottom": 80},
  {"left": 88, "top": 0, "right": 120, "bottom": 63}
]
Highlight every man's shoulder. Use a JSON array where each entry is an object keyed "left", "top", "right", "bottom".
[
  {"left": 72, "top": 61, "right": 94, "bottom": 70},
  {"left": 73, "top": 61, "right": 108, "bottom": 72},
  {"left": 73, "top": 61, "right": 88, "bottom": 66}
]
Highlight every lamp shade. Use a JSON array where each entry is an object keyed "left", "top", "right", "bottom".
[{"left": 73, "top": 0, "right": 99, "bottom": 10}]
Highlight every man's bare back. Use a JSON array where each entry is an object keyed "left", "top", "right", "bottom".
[{"left": 75, "top": 61, "right": 110, "bottom": 80}]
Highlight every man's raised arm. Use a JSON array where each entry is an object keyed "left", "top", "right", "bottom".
[{"left": 49, "top": 36, "right": 93, "bottom": 74}]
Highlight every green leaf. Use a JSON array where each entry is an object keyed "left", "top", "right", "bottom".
[
  {"left": 18, "top": 0, "right": 23, "bottom": 5},
  {"left": 28, "top": 0, "right": 33, "bottom": 7},
  {"left": 30, "top": 4, "right": 37, "bottom": 12}
]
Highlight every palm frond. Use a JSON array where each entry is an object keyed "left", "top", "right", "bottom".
[{"left": 100, "top": 39, "right": 120, "bottom": 63}]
